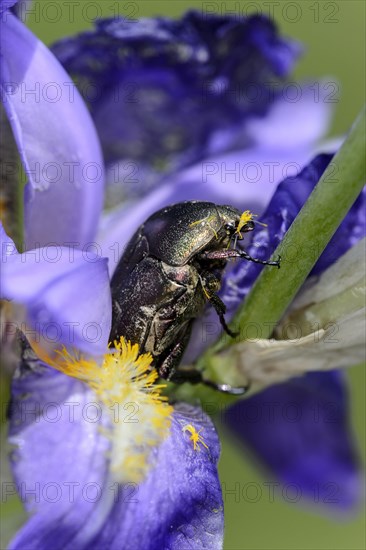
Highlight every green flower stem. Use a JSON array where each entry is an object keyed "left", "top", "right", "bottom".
[{"left": 168, "top": 107, "right": 365, "bottom": 407}]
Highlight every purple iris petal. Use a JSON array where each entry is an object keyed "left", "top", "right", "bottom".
[
  {"left": 0, "top": 0, "right": 17, "bottom": 14},
  {"left": 0, "top": 12, "right": 104, "bottom": 249},
  {"left": 9, "top": 357, "right": 223, "bottom": 549},
  {"left": 1, "top": 225, "right": 111, "bottom": 355},
  {"left": 52, "top": 12, "right": 300, "bottom": 194},
  {"left": 101, "top": 81, "right": 331, "bottom": 203},
  {"left": 184, "top": 10, "right": 298, "bottom": 77},
  {"left": 245, "top": 81, "right": 333, "bottom": 149},
  {"left": 8, "top": 359, "right": 112, "bottom": 550},
  {"left": 225, "top": 371, "right": 362, "bottom": 510},
  {"left": 89, "top": 404, "right": 223, "bottom": 550}
]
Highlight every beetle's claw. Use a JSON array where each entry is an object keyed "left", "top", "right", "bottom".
[
  {"left": 202, "top": 378, "right": 249, "bottom": 395},
  {"left": 226, "top": 327, "right": 239, "bottom": 338},
  {"left": 217, "top": 383, "right": 248, "bottom": 395}
]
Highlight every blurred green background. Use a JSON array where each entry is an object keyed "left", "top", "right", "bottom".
[{"left": 2, "top": 1, "right": 365, "bottom": 549}]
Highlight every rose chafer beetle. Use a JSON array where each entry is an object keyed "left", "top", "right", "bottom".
[{"left": 110, "top": 201, "right": 280, "bottom": 394}]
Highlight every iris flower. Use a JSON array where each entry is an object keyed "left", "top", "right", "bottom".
[{"left": 0, "top": 3, "right": 364, "bottom": 549}]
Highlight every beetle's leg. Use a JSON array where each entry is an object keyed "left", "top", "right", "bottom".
[
  {"left": 157, "top": 339, "right": 186, "bottom": 381},
  {"left": 206, "top": 293, "right": 238, "bottom": 338},
  {"left": 198, "top": 249, "right": 281, "bottom": 268},
  {"left": 156, "top": 322, "right": 193, "bottom": 382},
  {"left": 199, "top": 272, "right": 238, "bottom": 338}
]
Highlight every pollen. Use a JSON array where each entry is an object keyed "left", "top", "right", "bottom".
[
  {"left": 182, "top": 424, "right": 209, "bottom": 451},
  {"left": 236, "top": 210, "right": 267, "bottom": 238},
  {"left": 235, "top": 210, "right": 254, "bottom": 238},
  {"left": 53, "top": 338, "right": 173, "bottom": 483}
]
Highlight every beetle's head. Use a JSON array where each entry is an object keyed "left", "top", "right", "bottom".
[
  {"left": 234, "top": 219, "right": 255, "bottom": 237},
  {"left": 223, "top": 210, "right": 256, "bottom": 243}
]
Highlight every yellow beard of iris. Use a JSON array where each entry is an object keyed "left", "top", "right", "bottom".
[{"left": 50, "top": 338, "right": 173, "bottom": 483}]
